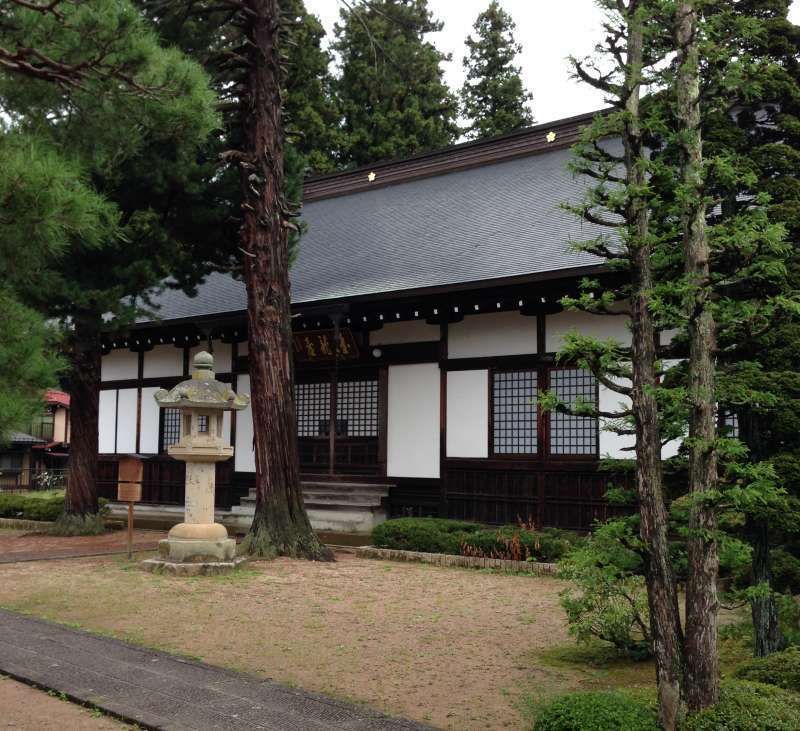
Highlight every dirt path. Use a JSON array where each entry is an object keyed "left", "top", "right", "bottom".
[
  {"left": 0, "top": 553, "right": 638, "bottom": 730},
  {"left": 0, "top": 530, "right": 164, "bottom": 563},
  {"left": 0, "top": 676, "right": 128, "bottom": 730}
]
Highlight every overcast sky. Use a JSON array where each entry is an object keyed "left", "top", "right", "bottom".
[{"left": 305, "top": 0, "right": 800, "bottom": 125}]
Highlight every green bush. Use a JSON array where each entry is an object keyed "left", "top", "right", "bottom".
[
  {"left": 534, "top": 691, "right": 658, "bottom": 730},
  {"left": 682, "top": 680, "right": 800, "bottom": 731},
  {"left": 462, "top": 526, "right": 580, "bottom": 562},
  {"left": 0, "top": 492, "right": 63, "bottom": 521},
  {"left": 733, "top": 646, "right": 800, "bottom": 692},
  {"left": 371, "top": 518, "right": 481, "bottom": 554},
  {"left": 558, "top": 518, "right": 652, "bottom": 659},
  {"left": 372, "top": 518, "right": 581, "bottom": 562}
]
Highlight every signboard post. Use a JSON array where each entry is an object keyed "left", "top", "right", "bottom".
[{"left": 117, "top": 456, "right": 143, "bottom": 560}]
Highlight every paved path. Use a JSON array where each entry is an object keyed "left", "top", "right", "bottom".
[
  {"left": 0, "top": 609, "right": 429, "bottom": 730},
  {"left": 0, "top": 530, "right": 163, "bottom": 564}
]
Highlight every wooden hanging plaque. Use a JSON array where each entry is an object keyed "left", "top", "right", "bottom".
[
  {"left": 293, "top": 329, "right": 359, "bottom": 362},
  {"left": 117, "top": 482, "right": 142, "bottom": 503}
]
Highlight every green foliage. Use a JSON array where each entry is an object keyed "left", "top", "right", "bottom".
[
  {"left": 462, "top": 526, "right": 580, "bottom": 563},
  {"left": 372, "top": 517, "right": 481, "bottom": 554},
  {"left": 332, "top": 0, "right": 459, "bottom": 167},
  {"left": 0, "top": 493, "right": 64, "bottom": 522},
  {"left": 460, "top": 0, "right": 533, "bottom": 140},
  {"left": 371, "top": 518, "right": 580, "bottom": 562},
  {"left": 682, "top": 680, "right": 800, "bottom": 731},
  {"left": 533, "top": 690, "right": 658, "bottom": 731},
  {"left": 49, "top": 512, "right": 106, "bottom": 536},
  {"left": 558, "top": 519, "right": 652, "bottom": 659},
  {"left": 0, "top": 288, "right": 62, "bottom": 443},
  {"left": 281, "top": 0, "right": 341, "bottom": 174},
  {"left": 733, "top": 646, "right": 800, "bottom": 692}
]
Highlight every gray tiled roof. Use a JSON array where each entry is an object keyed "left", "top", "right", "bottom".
[{"left": 142, "top": 144, "right": 604, "bottom": 323}]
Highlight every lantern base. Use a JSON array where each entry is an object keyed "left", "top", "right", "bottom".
[
  {"left": 141, "top": 556, "right": 247, "bottom": 576},
  {"left": 157, "top": 535, "right": 237, "bottom": 563}
]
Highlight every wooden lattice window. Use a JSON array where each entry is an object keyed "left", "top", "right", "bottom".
[
  {"left": 720, "top": 409, "right": 740, "bottom": 438},
  {"left": 336, "top": 379, "right": 379, "bottom": 437},
  {"left": 491, "top": 369, "right": 538, "bottom": 455},
  {"left": 550, "top": 368, "right": 598, "bottom": 456},
  {"left": 294, "top": 382, "right": 330, "bottom": 437},
  {"left": 160, "top": 408, "right": 181, "bottom": 452}
]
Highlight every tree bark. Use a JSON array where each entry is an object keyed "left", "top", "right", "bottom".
[
  {"left": 739, "top": 408, "right": 785, "bottom": 656},
  {"left": 624, "top": 6, "right": 685, "bottom": 727},
  {"left": 238, "top": 0, "right": 331, "bottom": 560},
  {"left": 64, "top": 316, "right": 101, "bottom": 517},
  {"left": 675, "top": 0, "right": 720, "bottom": 712},
  {"left": 750, "top": 518, "right": 785, "bottom": 656}
]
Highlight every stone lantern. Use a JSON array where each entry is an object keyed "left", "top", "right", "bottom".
[{"left": 144, "top": 351, "right": 249, "bottom": 574}]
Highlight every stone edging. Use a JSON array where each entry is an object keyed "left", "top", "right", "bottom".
[
  {"left": 356, "top": 546, "right": 559, "bottom": 575},
  {"left": 0, "top": 517, "right": 53, "bottom": 531}
]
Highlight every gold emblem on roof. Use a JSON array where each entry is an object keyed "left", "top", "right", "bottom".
[{"left": 546, "top": 131, "right": 557, "bottom": 143}]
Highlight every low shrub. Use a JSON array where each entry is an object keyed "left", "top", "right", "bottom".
[
  {"left": 533, "top": 690, "right": 658, "bottom": 730},
  {"left": 733, "top": 646, "right": 800, "bottom": 692},
  {"left": 371, "top": 518, "right": 481, "bottom": 554},
  {"left": 682, "top": 680, "right": 800, "bottom": 731},
  {"left": 462, "top": 526, "right": 580, "bottom": 562},
  {"left": 558, "top": 518, "right": 652, "bottom": 659},
  {"left": 0, "top": 492, "right": 64, "bottom": 522},
  {"left": 372, "top": 518, "right": 581, "bottom": 562}
]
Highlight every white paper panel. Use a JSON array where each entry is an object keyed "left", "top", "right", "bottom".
[
  {"left": 234, "top": 375, "right": 255, "bottom": 472},
  {"left": 387, "top": 363, "right": 440, "bottom": 478},
  {"left": 115, "top": 388, "right": 138, "bottom": 454},
  {"left": 446, "top": 370, "right": 489, "bottom": 458},
  {"left": 98, "top": 390, "right": 117, "bottom": 454}
]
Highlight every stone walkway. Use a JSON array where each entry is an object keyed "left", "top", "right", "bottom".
[
  {"left": 0, "top": 530, "right": 163, "bottom": 564},
  {"left": 0, "top": 609, "right": 429, "bottom": 730}
]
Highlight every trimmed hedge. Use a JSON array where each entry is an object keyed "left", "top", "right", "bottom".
[
  {"left": 682, "top": 680, "right": 800, "bottom": 731},
  {"left": 372, "top": 518, "right": 481, "bottom": 554},
  {"left": 733, "top": 646, "right": 800, "bottom": 693},
  {"left": 533, "top": 691, "right": 658, "bottom": 730},
  {"left": 372, "top": 518, "right": 580, "bottom": 562},
  {"left": 0, "top": 492, "right": 63, "bottom": 522}
]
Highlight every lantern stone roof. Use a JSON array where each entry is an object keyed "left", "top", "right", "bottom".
[
  {"left": 154, "top": 352, "right": 249, "bottom": 411},
  {"left": 138, "top": 110, "right": 611, "bottom": 324}
]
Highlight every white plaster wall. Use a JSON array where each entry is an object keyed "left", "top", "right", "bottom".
[
  {"left": 446, "top": 370, "right": 488, "bottom": 458},
  {"left": 98, "top": 390, "right": 117, "bottom": 453},
  {"left": 546, "top": 310, "right": 631, "bottom": 353},
  {"left": 598, "top": 383, "right": 635, "bottom": 459},
  {"left": 238, "top": 340, "right": 248, "bottom": 356},
  {"left": 143, "top": 345, "right": 183, "bottom": 379},
  {"left": 116, "top": 388, "right": 138, "bottom": 454},
  {"left": 234, "top": 374, "right": 255, "bottom": 472},
  {"left": 139, "top": 386, "right": 161, "bottom": 454},
  {"left": 661, "top": 359, "right": 684, "bottom": 459},
  {"left": 448, "top": 311, "right": 536, "bottom": 359},
  {"left": 387, "top": 363, "right": 440, "bottom": 478},
  {"left": 370, "top": 320, "right": 440, "bottom": 345},
  {"left": 101, "top": 349, "right": 138, "bottom": 381},
  {"left": 190, "top": 343, "right": 232, "bottom": 373}
]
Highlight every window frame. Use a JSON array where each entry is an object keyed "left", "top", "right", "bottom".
[{"left": 488, "top": 365, "right": 600, "bottom": 461}]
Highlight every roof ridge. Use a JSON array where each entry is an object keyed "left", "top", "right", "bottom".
[{"left": 303, "top": 108, "right": 608, "bottom": 203}]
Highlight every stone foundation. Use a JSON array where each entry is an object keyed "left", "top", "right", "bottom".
[{"left": 140, "top": 556, "right": 248, "bottom": 576}]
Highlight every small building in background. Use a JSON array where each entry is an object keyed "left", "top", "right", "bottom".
[{"left": 0, "top": 390, "right": 70, "bottom": 491}]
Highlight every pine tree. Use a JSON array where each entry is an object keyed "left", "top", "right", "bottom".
[
  {"left": 460, "top": 1, "right": 533, "bottom": 140},
  {"left": 332, "top": 0, "right": 459, "bottom": 167},
  {"left": 0, "top": 1, "right": 219, "bottom": 527}
]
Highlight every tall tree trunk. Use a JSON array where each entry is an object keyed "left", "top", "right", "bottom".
[
  {"left": 237, "top": 0, "right": 331, "bottom": 560},
  {"left": 750, "top": 518, "right": 785, "bottom": 656},
  {"left": 625, "top": 7, "right": 685, "bottom": 727},
  {"left": 675, "top": 0, "right": 720, "bottom": 711},
  {"left": 64, "top": 316, "right": 101, "bottom": 517},
  {"left": 739, "top": 409, "right": 785, "bottom": 656}
]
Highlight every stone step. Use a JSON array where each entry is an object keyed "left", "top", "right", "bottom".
[
  {"left": 302, "top": 481, "right": 393, "bottom": 493},
  {"left": 303, "top": 490, "right": 384, "bottom": 505}
]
